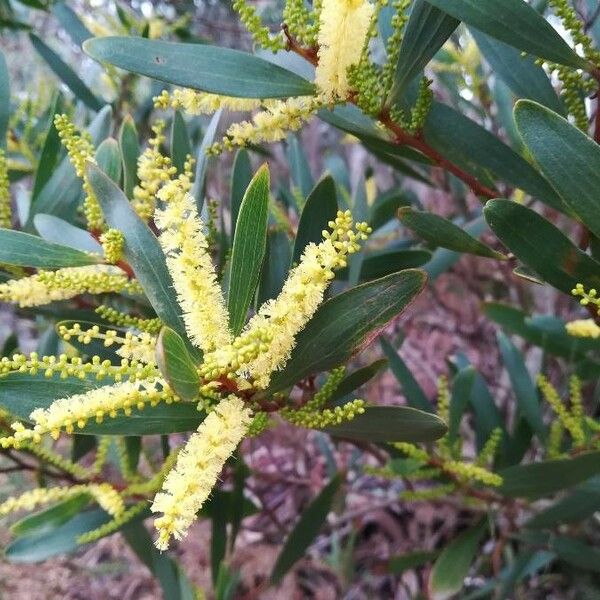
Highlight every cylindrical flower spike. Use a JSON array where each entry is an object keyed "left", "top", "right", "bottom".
[
  {"left": 155, "top": 185, "right": 232, "bottom": 354},
  {"left": 151, "top": 395, "right": 252, "bottom": 550},
  {"left": 315, "top": 0, "right": 375, "bottom": 100}
]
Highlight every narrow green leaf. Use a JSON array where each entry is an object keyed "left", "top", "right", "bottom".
[
  {"left": 328, "top": 359, "right": 388, "bottom": 405},
  {"left": 95, "top": 138, "right": 122, "bottom": 183},
  {"left": 484, "top": 199, "right": 600, "bottom": 294},
  {"left": 84, "top": 37, "right": 316, "bottom": 98},
  {"left": 119, "top": 115, "right": 140, "bottom": 199},
  {"left": 399, "top": 207, "right": 506, "bottom": 259},
  {"left": 227, "top": 164, "right": 270, "bottom": 335},
  {"left": 292, "top": 176, "right": 338, "bottom": 264},
  {"left": 5, "top": 509, "right": 111, "bottom": 562},
  {"left": 430, "top": 518, "right": 487, "bottom": 599},
  {"left": 390, "top": 0, "right": 459, "bottom": 101},
  {"left": 515, "top": 100, "right": 600, "bottom": 239},
  {"left": 499, "top": 451, "right": 600, "bottom": 498},
  {"left": 10, "top": 494, "right": 91, "bottom": 537},
  {"left": 0, "top": 372, "right": 204, "bottom": 435},
  {"left": 0, "top": 229, "right": 100, "bottom": 267},
  {"left": 423, "top": 103, "right": 565, "bottom": 210},
  {"left": 268, "top": 270, "right": 427, "bottom": 393},
  {"left": 52, "top": 2, "right": 92, "bottom": 46},
  {"left": 230, "top": 149, "right": 252, "bottom": 239},
  {"left": 388, "top": 550, "right": 438, "bottom": 574},
  {"left": 271, "top": 475, "right": 342, "bottom": 584},
  {"left": 426, "top": 0, "right": 586, "bottom": 69},
  {"left": 448, "top": 366, "right": 476, "bottom": 444},
  {"left": 33, "top": 214, "right": 102, "bottom": 253},
  {"left": 156, "top": 327, "right": 200, "bottom": 402},
  {"left": 337, "top": 250, "right": 432, "bottom": 281},
  {"left": 86, "top": 163, "right": 188, "bottom": 339},
  {"left": 551, "top": 536, "right": 600, "bottom": 573},
  {"left": 0, "top": 49, "right": 8, "bottom": 148},
  {"left": 470, "top": 29, "right": 563, "bottom": 114},
  {"left": 191, "top": 110, "right": 221, "bottom": 212},
  {"left": 379, "top": 335, "right": 432, "bottom": 412},
  {"left": 171, "top": 111, "right": 192, "bottom": 174},
  {"left": 497, "top": 332, "right": 546, "bottom": 440},
  {"left": 257, "top": 230, "right": 291, "bottom": 305},
  {"left": 29, "top": 34, "right": 104, "bottom": 111},
  {"left": 325, "top": 406, "right": 447, "bottom": 443},
  {"left": 31, "top": 93, "right": 64, "bottom": 201},
  {"left": 287, "top": 133, "right": 314, "bottom": 200}
]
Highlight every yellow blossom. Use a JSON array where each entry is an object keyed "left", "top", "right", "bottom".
[
  {"left": 211, "top": 97, "right": 322, "bottom": 154},
  {"left": 0, "top": 265, "right": 141, "bottom": 308},
  {"left": 566, "top": 318, "right": 600, "bottom": 339},
  {"left": 54, "top": 114, "right": 103, "bottom": 231},
  {"left": 151, "top": 395, "right": 252, "bottom": 550},
  {"left": 100, "top": 228, "right": 125, "bottom": 264},
  {"left": 155, "top": 185, "right": 231, "bottom": 354},
  {"left": 0, "top": 149, "right": 11, "bottom": 229},
  {"left": 154, "top": 89, "right": 262, "bottom": 115},
  {"left": 0, "top": 378, "right": 177, "bottom": 446},
  {"left": 201, "top": 211, "right": 370, "bottom": 388},
  {"left": 315, "top": 0, "right": 374, "bottom": 100}
]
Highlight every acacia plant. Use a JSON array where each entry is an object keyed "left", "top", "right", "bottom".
[{"left": 0, "top": 0, "right": 599, "bottom": 597}]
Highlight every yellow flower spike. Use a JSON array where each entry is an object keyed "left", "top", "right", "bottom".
[
  {"left": 151, "top": 395, "right": 252, "bottom": 550},
  {"left": 154, "top": 89, "right": 262, "bottom": 115},
  {"left": 87, "top": 483, "right": 125, "bottom": 517},
  {"left": 100, "top": 228, "right": 125, "bottom": 264},
  {"left": 315, "top": 0, "right": 375, "bottom": 100},
  {"left": 0, "top": 487, "right": 83, "bottom": 518},
  {"left": 0, "top": 265, "right": 142, "bottom": 308},
  {"left": 565, "top": 318, "right": 600, "bottom": 339},
  {"left": 0, "top": 149, "right": 11, "bottom": 229},
  {"left": 201, "top": 212, "right": 370, "bottom": 389},
  {"left": 155, "top": 185, "right": 231, "bottom": 354},
  {"left": 54, "top": 114, "right": 103, "bottom": 231},
  {"left": 0, "top": 379, "right": 177, "bottom": 448}
]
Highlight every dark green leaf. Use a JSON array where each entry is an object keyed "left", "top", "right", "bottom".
[
  {"left": 230, "top": 149, "right": 252, "bottom": 239},
  {"left": 96, "top": 138, "right": 122, "bottom": 183},
  {"left": 380, "top": 336, "right": 432, "bottom": 412},
  {"left": 325, "top": 406, "right": 447, "bottom": 443},
  {"left": 369, "top": 190, "right": 413, "bottom": 231},
  {"left": 257, "top": 230, "right": 291, "bottom": 305},
  {"left": 84, "top": 37, "right": 316, "bottom": 98},
  {"left": 515, "top": 100, "right": 600, "bottom": 238},
  {"left": 426, "top": 0, "right": 586, "bottom": 68},
  {"left": 0, "top": 229, "right": 100, "bottom": 267},
  {"left": 191, "top": 110, "right": 221, "bottom": 212},
  {"left": 87, "top": 163, "right": 188, "bottom": 340},
  {"left": 448, "top": 366, "right": 476, "bottom": 444},
  {"left": 227, "top": 164, "right": 270, "bottom": 335},
  {"left": 0, "top": 372, "right": 203, "bottom": 435},
  {"left": 171, "top": 111, "right": 192, "bottom": 174},
  {"left": 484, "top": 199, "right": 600, "bottom": 294},
  {"left": 268, "top": 270, "right": 427, "bottom": 393},
  {"left": 5, "top": 509, "right": 111, "bottom": 562},
  {"left": 119, "top": 115, "right": 140, "bottom": 199},
  {"left": 338, "top": 249, "right": 432, "bottom": 282},
  {"left": 292, "top": 176, "right": 338, "bottom": 264},
  {"left": 499, "top": 451, "right": 600, "bottom": 498},
  {"left": 430, "top": 518, "right": 487, "bottom": 599},
  {"left": 423, "top": 103, "right": 565, "bottom": 210},
  {"left": 470, "top": 29, "right": 563, "bottom": 114},
  {"left": 287, "top": 133, "right": 314, "bottom": 199},
  {"left": 31, "top": 93, "right": 64, "bottom": 201},
  {"left": 33, "top": 214, "right": 101, "bottom": 253},
  {"left": 399, "top": 207, "right": 506, "bottom": 259},
  {"left": 271, "top": 475, "right": 342, "bottom": 584},
  {"left": 550, "top": 536, "right": 600, "bottom": 573},
  {"left": 525, "top": 475, "right": 600, "bottom": 529},
  {"left": 156, "top": 327, "right": 200, "bottom": 402},
  {"left": 497, "top": 332, "right": 546, "bottom": 440},
  {"left": 10, "top": 494, "right": 90, "bottom": 537},
  {"left": 29, "top": 34, "right": 104, "bottom": 111},
  {"left": 328, "top": 359, "right": 388, "bottom": 405},
  {"left": 390, "top": 0, "right": 459, "bottom": 101},
  {"left": 52, "top": 2, "right": 92, "bottom": 46},
  {"left": 388, "top": 550, "right": 438, "bottom": 574}
]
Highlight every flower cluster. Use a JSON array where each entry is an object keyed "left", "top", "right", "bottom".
[
  {"left": 100, "top": 228, "right": 125, "bottom": 264},
  {"left": 0, "top": 265, "right": 141, "bottom": 308},
  {"left": 566, "top": 318, "right": 600, "bottom": 339},
  {"left": 0, "top": 148, "right": 11, "bottom": 229},
  {"left": 54, "top": 114, "right": 103, "bottom": 231},
  {"left": 154, "top": 89, "right": 262, "bottom": 115},
  {"left": 151, "top": 395, "right": 252, "bottom": 550},
  {"left": 95, "top": 304, "right": 162, "bottom": 334}
]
